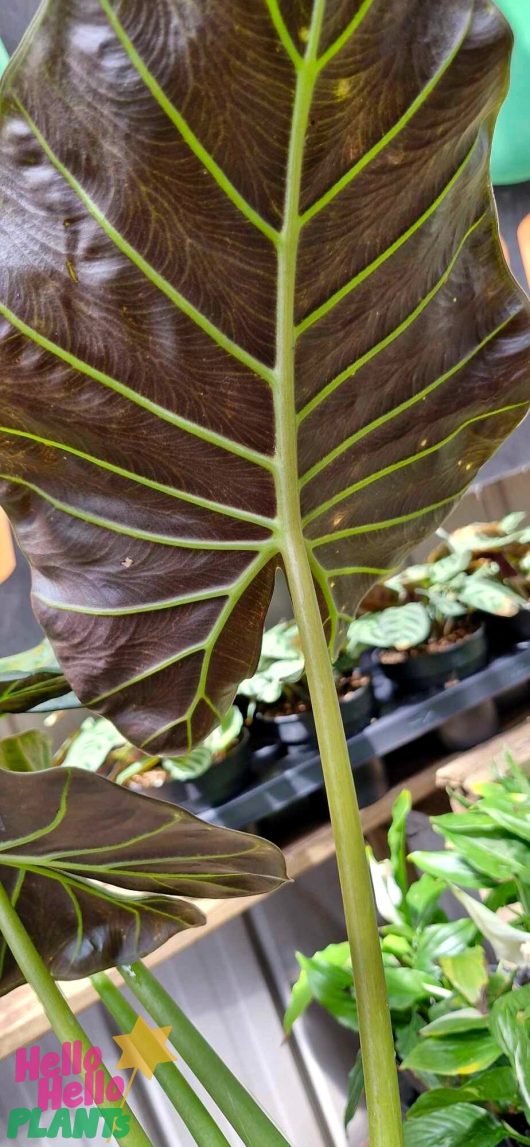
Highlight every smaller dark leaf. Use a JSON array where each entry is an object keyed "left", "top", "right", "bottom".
[
  {"left": 0, "top": 765, "right": 287, "bottom": 993},
  {"left": 0, "top": 672, "right": 69, "bottom": 714}
]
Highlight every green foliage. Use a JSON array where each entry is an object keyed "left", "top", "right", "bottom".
[
  {"left": 347, "top": 602, "right": 431, "bottom": 653},
  {"left": 439, "top": 948, "right": 488, "bottom": 1007},
  {"left": 238, "top": 622, "right": 306, "bottom": 709},
  {"left": 403, "top": 1103, "right": 507, "bottom": 1147},
  {"left": 286, "top": 781, "right": 530, "bottom": 1137},
  {"left": 415, "top": 757, "right": 530, "bottom": 929},
  {"left": 490, "top": 983, "right": 530, "bottom": 1121},
  {"left": 402, "top": 1032, "right": 501, "bottom": 1075},
  {"left": 344, "top": 1053, "right": 364, "bottom": 1128},
  {"left": 57, "top": 707, "right": 245, "bottom": 785},
  {"left": 0, "top": 729, "right": 52, "bottom": 773}
]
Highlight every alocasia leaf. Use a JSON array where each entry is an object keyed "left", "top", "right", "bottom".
[
  {"left": 0, "top": 1, "right": 529, "bottom": 750},
  {"left": 0, "top": 765, "right": 286, "bottom": 994},
  {"left": 0, "top": 671, "right": 70, "bottom": 714}
]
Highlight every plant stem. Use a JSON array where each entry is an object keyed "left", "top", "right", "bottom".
[
  {"left": 119, "top": 961, "right": 293, "bottom": 1147},
  {"left": 92, "top": 972, "right": 231, "bottom": 1147},
  {"left": 284, "top": 546, "right": 403, "bottom": 1146},
  {"left": 0, "top": 884, "right": 151, "bottom": 1147},
  {"left": 272, "top": 0, "right": 403, "bottom": 1141}
]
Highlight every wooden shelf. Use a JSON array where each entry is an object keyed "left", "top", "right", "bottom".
[{"left": 0, "top": 759, "right": 442, "bottom": 1060}]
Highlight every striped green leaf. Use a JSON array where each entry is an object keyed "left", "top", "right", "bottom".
[{"left": 0, "top": 1, "right": 528, "bottom": 750}]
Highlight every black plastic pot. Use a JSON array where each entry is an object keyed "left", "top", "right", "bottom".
[
  {"left": 147, "top": 730, "right": 252, "bottom": 809},
  {"left": 264, "top": 681, "right": 374, "bottom": 748},
  {"left": 270, "top": 708, "right": 316, "bottom": 747},
  {"left": 381, "top": 624, "right": 488, "bottom": 695},
  {"left": 436, "top": 697, "right": 499, "bottom": 751},
  {"left": 486, "top": 607, "right": 530, "bottom": 656},
  {"left": 339, "top": 681, "right": 374, "bottom": 737}
]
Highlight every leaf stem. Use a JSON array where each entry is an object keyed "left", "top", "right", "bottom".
[
  {"left": 284, "top": 545, "right": 403, "bottom": 1145},
  {"left": 272, "top": 0, "right": 403, "bottom": 1139},
  {"left": 92, "top": 972, "right": 231, "bottom": 1147},
  {"left": 119, "top": 961, "right": 293, "bottom": 1147},
  {"left": 0, "top": 883, "right": 152, "bottom": 1147}
]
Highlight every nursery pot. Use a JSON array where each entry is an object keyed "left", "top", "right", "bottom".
[
  {"left": 486, "top": 606, "right": 530, "bottom": 655},
  {"left": 266, "top": 681, "right": 374, "bottom": 748},
  {"left": 436, "top": 697, "right": 499, "bottom": 752},
  {"left": 339, "top": 681, "right": 374, "bottom": 738},
  {"left": 154, "top": 730, "right": 252, "bottom": 809},
  {"left": 381, "top": 624, "right": 488, "bottom": 695},
  {"left": 270, "top": 707, "right": 316, "bottom": 747}
]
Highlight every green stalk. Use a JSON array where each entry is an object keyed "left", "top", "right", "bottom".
[
  {"left": 284, "top": 550, "right": 403, "bottom": 1146},
  {"left": 0, "top": 884, "right": 152, "bottom": 1147},
  {"left": 272, "top": 3, "right": 403, "bottom": 1143},
  {"left": 92, "top": 972, "right": 230, "bottom": 1147},
  {"left": 119, "top": 961, "right": 292, "bottom": 1147}
]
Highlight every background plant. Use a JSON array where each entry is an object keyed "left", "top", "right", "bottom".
[
  {"left": 346, "top": 551, "right": 528, "bottom": 655},
  {"left": 286, "top": 787, "right": 530, "bottom": 1146}
]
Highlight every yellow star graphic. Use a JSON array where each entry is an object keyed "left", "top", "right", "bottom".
[{"left": 113, "top": 1016, "right": 176, "bottom": 1080}]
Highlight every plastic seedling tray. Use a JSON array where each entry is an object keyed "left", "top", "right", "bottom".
[{"left": 198, "top": 645, "right": 530, "bottom": 829}]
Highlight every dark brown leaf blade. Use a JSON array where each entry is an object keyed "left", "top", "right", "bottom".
[
  {"left": 0, "top": 867, "right": 205, "bottom": 995},
  {"left": 0, "top": 671, "right": 70, "bottom": 714},
  {"left": 0, "top": 1, "right": 528, "bottom": 751},
  {"left": 0, "top": 766, "right": 287, "bottom": 992}
]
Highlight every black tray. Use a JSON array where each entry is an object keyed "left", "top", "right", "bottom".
[{"left": 198, "top": 645, "right": 530, "bottom": 829}]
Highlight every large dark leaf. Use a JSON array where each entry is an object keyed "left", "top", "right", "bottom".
[
  {"left": 0, "top": 766, "right": 286, "bottom": 993},
  {"left": 0, "top": 2, "right": 529, "bottom": 750}
]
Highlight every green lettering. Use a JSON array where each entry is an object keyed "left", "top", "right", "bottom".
[
  {"left": 71, "top": 1108, "right": 101, "bottom": 1138},
  {"left": 111, "top": 1112, "right": 130, "bottom": 1137},
  {"left": 6, "top": 1108, "right": 31, "bottom": 1138},
  {"left": 99, "top": 1109, "right": 124, "bottom": 1137},
  {"left": 28, "top": 1108, "right": 49, "bottom": 1137},
  {"left": 47, "top": 1109, "right": 73, "bottom": 1138}
]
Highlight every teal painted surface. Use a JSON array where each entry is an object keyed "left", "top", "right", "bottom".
[
  {"left": 492, "top": 0, "right": 530, "bottom": 184},
  {"left": 0, "top": 38, "right": 8, "bottom": 77}
]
